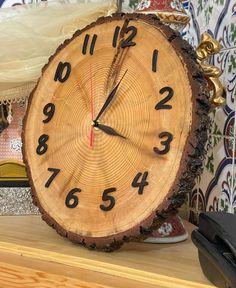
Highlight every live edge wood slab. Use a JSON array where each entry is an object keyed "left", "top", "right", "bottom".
[
  {"left": 0, "top": 216, "right": 215, "bottom": 288},
  {"left": 22, "top": 13, "right": 210, "bottom": 251}
]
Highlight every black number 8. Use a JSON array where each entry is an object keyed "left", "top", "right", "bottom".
[{"left": 36, "top": 134, "right": 49, "bottom": 155}]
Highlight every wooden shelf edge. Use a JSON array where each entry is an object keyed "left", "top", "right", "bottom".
[{"left": 0, "top": 241, "right": 212, "bottom": 288}]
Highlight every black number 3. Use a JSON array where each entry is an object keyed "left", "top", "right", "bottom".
[{"left": 154, "top": 132, "right": 173, "bottom": 155}]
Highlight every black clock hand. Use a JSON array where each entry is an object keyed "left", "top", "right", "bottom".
[
  {"left": 95, "top": 123, "right": 126, "bottom": 139},
  {"left": 94, "top": 70, "right": 128, "bottom": 122}
]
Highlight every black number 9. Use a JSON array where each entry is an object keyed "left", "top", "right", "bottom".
[
  {"left": 36, "top": 134, "right": 49, "bottom": 155},
  {"left": 65, "top": 188, "right": 81, "bottom": 208},
  {"left": 43, "top": 103, "right": 55, "bottom": 123}
]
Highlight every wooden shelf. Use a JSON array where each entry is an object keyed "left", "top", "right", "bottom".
[{"left": 0, "top": 216, "right": 215, "bottom": 288}]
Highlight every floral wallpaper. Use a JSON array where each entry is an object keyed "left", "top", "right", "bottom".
[{"left": 184, "top": 0, "right": 236, "bottom": 224}]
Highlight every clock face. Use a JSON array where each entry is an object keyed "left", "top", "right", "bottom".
[{"left": 23, "top": 14, "right": 200, "bottom": 247}]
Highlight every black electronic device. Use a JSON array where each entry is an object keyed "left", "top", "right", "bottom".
[{"left": 192, "top": 212, "right": 236, "bottom": 288}]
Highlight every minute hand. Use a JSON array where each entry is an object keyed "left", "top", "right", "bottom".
[{"left": 94, "top": 70, "right": 128, "bottom": 122}]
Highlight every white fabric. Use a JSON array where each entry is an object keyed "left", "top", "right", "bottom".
[{"left": 0, "top": 0, "right": 117, "bottom": 104}]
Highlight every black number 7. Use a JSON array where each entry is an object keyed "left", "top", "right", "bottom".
[{"left": 45, "top": 168, "right": 60, "bottom": 188}]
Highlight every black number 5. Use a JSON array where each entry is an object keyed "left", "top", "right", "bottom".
[
  {"left": 154, "top": 132, "right": 173, "bottom": 155},
  {"left": 100, "top": 188, "right": 116, "bottom": 212}
]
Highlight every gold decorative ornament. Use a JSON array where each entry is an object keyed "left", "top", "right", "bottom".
[{"left": 196, "top": 32, "right": 226, "bottom": 107}]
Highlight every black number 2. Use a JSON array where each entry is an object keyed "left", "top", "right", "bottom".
[
  {"left": 36, "top": 134, "right": 49, "bottom": 155},
  {"left": 100, "top": 188, "right": 116, "bottom": 212},
  {"left": 132, "top": 172, "right": 149, "bottom": 195},
  {"left": 154, "top": 132, "right": 173, "bottom": 155},
  {"left": 155, "top": 87, "right": 174, "bottom": 110},
  {"left": 112, "top": 25, "right": 137, "bottom": 48}
]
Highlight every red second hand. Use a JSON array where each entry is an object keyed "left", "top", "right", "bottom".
[{"left": 89, "top": 64, "right": 94, "bottom": 148}]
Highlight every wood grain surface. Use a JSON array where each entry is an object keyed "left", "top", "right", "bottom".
[
  {"left": 22, "top": 13, "right": 210, "bottom": 250},
  {"left": 0, "top": 216, "right": 215, "bottom": 288}
]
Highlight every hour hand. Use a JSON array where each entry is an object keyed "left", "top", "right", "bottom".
[{"left": 94, "top": 122, "right": 126, "bottom": 139}]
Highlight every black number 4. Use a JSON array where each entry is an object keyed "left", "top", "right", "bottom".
[
  {"left": 100, "top": 188, "right": 116, "bottom": 212},
  {"left": 132, "top": 172, "right": 149, "bottom": 195}
]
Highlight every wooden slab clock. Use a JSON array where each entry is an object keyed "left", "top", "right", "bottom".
[{"left": 23, "top": 13, "right": 210, "bottom": 251}]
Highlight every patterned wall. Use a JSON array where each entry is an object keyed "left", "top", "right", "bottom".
[{"left": 185, "top": 0, "right": 236, "bottom": 224}]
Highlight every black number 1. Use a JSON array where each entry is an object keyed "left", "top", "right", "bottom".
[{"left": 152, "top": 49, "right": 159, "bottom": 72}]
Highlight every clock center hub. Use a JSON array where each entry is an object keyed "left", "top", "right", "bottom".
[{"left": 91, "top": 120, "right": 99, "bottom": 130}]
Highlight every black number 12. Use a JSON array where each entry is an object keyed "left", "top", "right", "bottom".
[{"left": 112, "top": 25, "right": 137, "bottom": 48}]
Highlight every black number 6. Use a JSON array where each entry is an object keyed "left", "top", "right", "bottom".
[
  {"left": 100, "top": 188, "right": 116, "bottom": 212},
  {"left": 154, "top": 132, "right": 173, "bottom": 155},
  {"left": 65, "top": 188, "right": 81, "bottom": 208}
]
